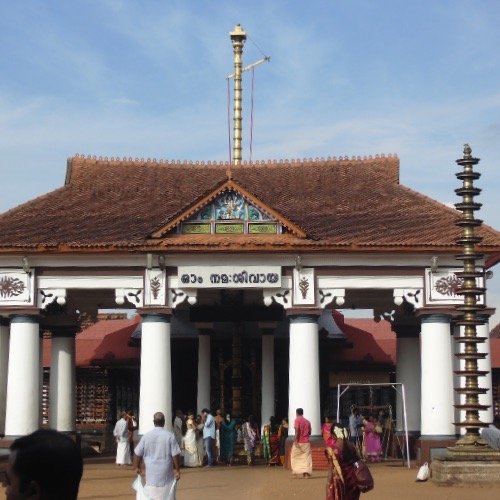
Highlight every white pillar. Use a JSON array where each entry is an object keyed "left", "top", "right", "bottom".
[
  {"left": 477, "top": 319, "right": 493, "bottom": 425},
  {"left": 49, "top": 333, "right": 76, "bottom": 432},
  {"left": 196, "top": 332, "right": 211, "bottom": 414},
  {"left": 420, "top": 314, "right": 455, "bottom": 436},
  {"left": 395, "top": 334, "right": 421, "bottom": 432},
  {"left": 139, "top": 314, "right": 172, "bottom": 434},
  {"left": 288, "top": 313, "right": 321, "bottom": 436},
  {"left": 0, "top": 318, "right": 10, "bottom": 435},
  {"left": 261, "top": 332, "right": 275, "bottom": 426},
  {"left": 4, "top": 315, "right": 40, "bottom": 436}
]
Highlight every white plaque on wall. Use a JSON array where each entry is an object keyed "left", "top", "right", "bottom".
[
  {"left": 177, "top": 266, "right": 281, "bottom": 288},
  {"left": 425, "top": 268, "right": 485, "bottom": 305},
  {"left": 0, "top": 269, "right": 35, "bottom": 306},
  {"left": 293, "top": 268, "right": 316, "bottom": 305},
  {"left": 144, "top": 269, "right": 167, "bottom": 306}
]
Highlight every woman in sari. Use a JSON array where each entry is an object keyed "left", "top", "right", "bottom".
[
  {"left": 363, "top": 416, "right": 381, "bottom": 462},
  {"left": 220, "top": 414, "right": 236, "bottom": 465},
  {"left": 325, "top": 424, "right": 360, "bottom": 500},
  {"left": 242, "top": 415, "right": 259, "bottom": 465},
  {"left": 268, "top": 417, "right": 282, "bottom": 465},
  {"left": 182, "top": 412, "right": 202, "bottom": 467},
  {"left": 278, "top": 417, "right": 289, "bottom": 466},
  {"left": 261, "top": 423, "right": 271, "bottom": 462}
]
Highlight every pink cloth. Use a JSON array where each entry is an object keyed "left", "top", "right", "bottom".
[
  {"left": 364, "top": 421, "right": 381, "bottom": 457},
  {"left": 294, "top": 415, "right": 311, "bottom": 444}
]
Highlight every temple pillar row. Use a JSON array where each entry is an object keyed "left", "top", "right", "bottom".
[
  {"left": 261, "top": 330, "right": 275, "bottom": 427},
  {"left": 395, "top": 332, "right": 421, "bottom": 433},
  {"left": 196, "top": 331, "right": 211, "bottom": 414},
  {"left": 287, "top": 312, "right": 321, "bottom": 436},
  {"left": 49, "top": 329, "right": 76, "bottom": 432},
  {"left": 0, "top": 318, "right": 9, "bottom": 435},
  {"left": 4, "top": 315, "right": 40, "bottom": 437},
  {"left": 420, "top": 314, "right": 455, "bottom": 437},
  {"left": 139, "top": 313, "right": 172, "bottom": 434}
]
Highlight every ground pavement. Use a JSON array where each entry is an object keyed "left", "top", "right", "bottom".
[{"left": 1, "top": 458, "right": 499, "bottom": 499}]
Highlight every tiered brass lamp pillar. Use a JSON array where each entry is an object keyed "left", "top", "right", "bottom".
[
  {"left": 230, "top": 24, "right": 246, "bottom": 166},
  {"left": 452, "top": 144, "right": 489, "bottom": 450}
]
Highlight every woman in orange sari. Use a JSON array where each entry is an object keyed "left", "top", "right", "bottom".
[{"left": 325, "top": 424, "right": 360, "bottom": 500}]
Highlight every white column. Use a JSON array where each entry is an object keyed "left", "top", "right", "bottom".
[
  {"left": 477, "top": 319, "right": 493, "bottom": 425},
  {"left": 49, "top": 333, "right": 76, "bottom": 432},
  {"left": 261, "top": 332, "right": 275, "bottom": 426},
  {"left": 288, "top": 313, "right": 321, "bottom": 436},
  {"left": 196, "top": 332, "right": 211, "bottom": 414},
  {"left": 4, "top": 315, "right": 40, "bottom": 436},
  {"left": 395, "top": 334, "right": 421, "bottom": 432},
  {"left": 420, "top": 314, "right": 455, "bottom": 436},
  {"left": 139, "top": 314, "right": 172, "bottom": 434},
  {"left": 0, "top": 318, "right": 10, "bottom": 435},
  {"left": 452, "top": 324, "right": 464, "bottom": 434}
]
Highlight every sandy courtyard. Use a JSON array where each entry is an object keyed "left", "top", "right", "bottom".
[{"left": 2, "top": 459, "right": 499, "bottom": 500}]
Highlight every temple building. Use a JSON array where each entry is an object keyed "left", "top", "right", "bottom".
[{"left": 1, "top": 25, "right": 500, "bottom": 464}]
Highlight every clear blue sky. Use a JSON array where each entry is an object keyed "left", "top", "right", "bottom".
[{"left": 1, "top": 0, "right": 499, "bottom": 324}]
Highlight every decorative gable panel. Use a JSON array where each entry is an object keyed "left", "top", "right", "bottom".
[{"left": 150, "top": 179, "right": 306, "bottom": 239}]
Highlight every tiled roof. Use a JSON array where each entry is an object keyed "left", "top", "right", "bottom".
[
  {"left": 491, "top": 323, "right": 500, "bottom": 339},
  {"left": 42, "top": 317, "right": 140, "bottom": 368},
  {"left": 2, "top": 155, "right": 500, "bottom": 253}
]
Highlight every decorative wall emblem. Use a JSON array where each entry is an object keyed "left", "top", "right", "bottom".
[
  {"left": 144, "top": 269, "right": 167, "bottom": 306},
  {"left": 0, "top": 276, "right": 25, "bottom": 298},
  {"left": 293, "top": 268, "right": 315, "bottom": 306},
  {"left": 425, "top": 268, "right": 484, "bottom": 305},
  {"left": 0, "top": 270, "right": 34, "bottom": 306}
]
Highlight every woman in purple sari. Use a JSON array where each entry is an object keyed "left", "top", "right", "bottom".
[{"left": 362, "top": 416, "right": 381, "bottom": 462}]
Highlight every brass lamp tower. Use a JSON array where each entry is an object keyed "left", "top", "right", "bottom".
[{"left": 452, "top": 144, "right": 489, "bottom": 449}]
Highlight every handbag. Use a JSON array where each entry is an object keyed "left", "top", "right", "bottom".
[
  {"left": 353, "top": 460, "right": 374, "bottom": 493},
  {"left": 416, "top": 462, "right": 430, "bottom": 482}
]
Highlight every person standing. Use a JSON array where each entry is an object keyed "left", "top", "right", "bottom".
[
  {"left": 114, "top": 411, "right": 132, "bottom": 466},
  {"left": 348, "top": 407, "right": 362, "bottom": 452},
  {"left": 220, "top": 413, "right": 236, "bottom": 465},
  {"left": 133, "top": 412, "right": 181, "bottom": 500},
  {"left": 291, "top": 408, "right": 312, "bottom": 478},
  {"left": 183, "top": 412, "right": 202, "bottom": 467},
  {"left": 278, "top": 417, "right": 289, "bottom": 466},
  {"left": 242, "top": 415, "right": 260, "bottom": 465},
  {"left": 127, "top": 409, "right": 139, "bottom": 455},
  {"left": 214, "top": 409, "right": 224, "bottom": 462},
  {"left": 201, "top": 408, "right": 216, "bottom": 466}
]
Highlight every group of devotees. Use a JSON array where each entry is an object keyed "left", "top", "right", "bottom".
[{"left": 1, "top": 406, "right": 367, "bottom": 500}]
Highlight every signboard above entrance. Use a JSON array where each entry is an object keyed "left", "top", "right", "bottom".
[{"left": 177, "top": 266, "right": 281, "bottom": 288}]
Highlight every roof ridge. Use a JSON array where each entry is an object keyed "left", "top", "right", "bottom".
[{"left": 68, "top": 153, "right": 399, "bottom": 168}]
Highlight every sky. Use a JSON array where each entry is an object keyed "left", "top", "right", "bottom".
[{"left": 0, "top": 0, "right": 499, "bottom": 325}]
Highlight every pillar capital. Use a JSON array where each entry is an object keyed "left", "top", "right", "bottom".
[
  {"left": 0, "top": 317, "right": 9, "bottom": 327},
  {"left": 415, "top": 307, "right": 456, "bottom": 318},
  {"left": 10, "top": 314, "right": 41, "bottom": 324},
  {"left": 420, "top": 313, "right": 451, "bottom": 324},
  {"left": 137, "top": 307, "right": 172, "bottom": 320},
  {"left": 286, "top": 308, "right": 322, "bottom": 321},
  {"left": 49, "top": 325, "right": 79, "bottom": 338}
]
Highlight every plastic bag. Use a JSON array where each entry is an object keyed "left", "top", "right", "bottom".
[
  {"left": 132, "top": 475, "right": 150, "bottom": 500},
  {"left": 416, "top": 462, "right": 430, "bottom": 482}
]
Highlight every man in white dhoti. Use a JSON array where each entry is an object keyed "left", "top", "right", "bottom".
[
  {"left": 113, "top": 411, "right": 132, "bottom": 465},
  {"left": 134, "top": 412, "right": 181, "bottom": 500}
]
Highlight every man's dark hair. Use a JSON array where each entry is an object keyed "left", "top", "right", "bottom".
[
  {"left": 201, "top": 408, "right": 210, "bottom": 414},
  {"left": 296, "top": 408, "right": 304, "bottom": 416},
  {"left": 10, "top": 429, "right": 83, "bottom": 500},
  {"left": 153, "top": 412, "right": 166, "bottom": 427}
]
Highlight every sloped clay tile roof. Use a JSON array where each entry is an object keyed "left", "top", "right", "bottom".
[
  {"left": 1, "top": 155, "right": 500, "bottom": 253},
  {"left": 43, "top": 317, "right": 140, "bottom": 368}
]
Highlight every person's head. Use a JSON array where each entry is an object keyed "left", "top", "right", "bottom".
[
  {"left": 216, "top": 409, "right": 222, "bottom": 416},
  {"left": 296, "top": 408, "right": 304, "bottom": 416},
  {"left": 6, "top": 429, "right": 83, "bottom": 500},
  {"left": 226, "top": 414, "right": 231, "bottom": 422},
  {"left": 120, "top": 411, "right": 128, "bottom": 420},
  {"left": 175, "top": 409, "right": 183, "bottom": 418},
  {"left": 352, "top": 406, "right": 359, "bottom": 416},
  {"left": 282, "top": 417, "right": 288, "bottom": 425},
  {"left": 201, "top": 408, "right": 210, "bottom": 416},
  {"left": 153, "top": 412, "right": 166, "bottom": 427},
  {"left": 127, "top": 409, "right": 134, "bottom": 417}
]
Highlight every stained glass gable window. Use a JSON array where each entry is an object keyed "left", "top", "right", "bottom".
[{"left": 180, "top": 190, "right": 281, "bottom": 234}]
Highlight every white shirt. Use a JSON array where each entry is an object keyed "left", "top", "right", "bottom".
[{"left": 113, "top": 418, "right": 128, "bottom": 441}]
